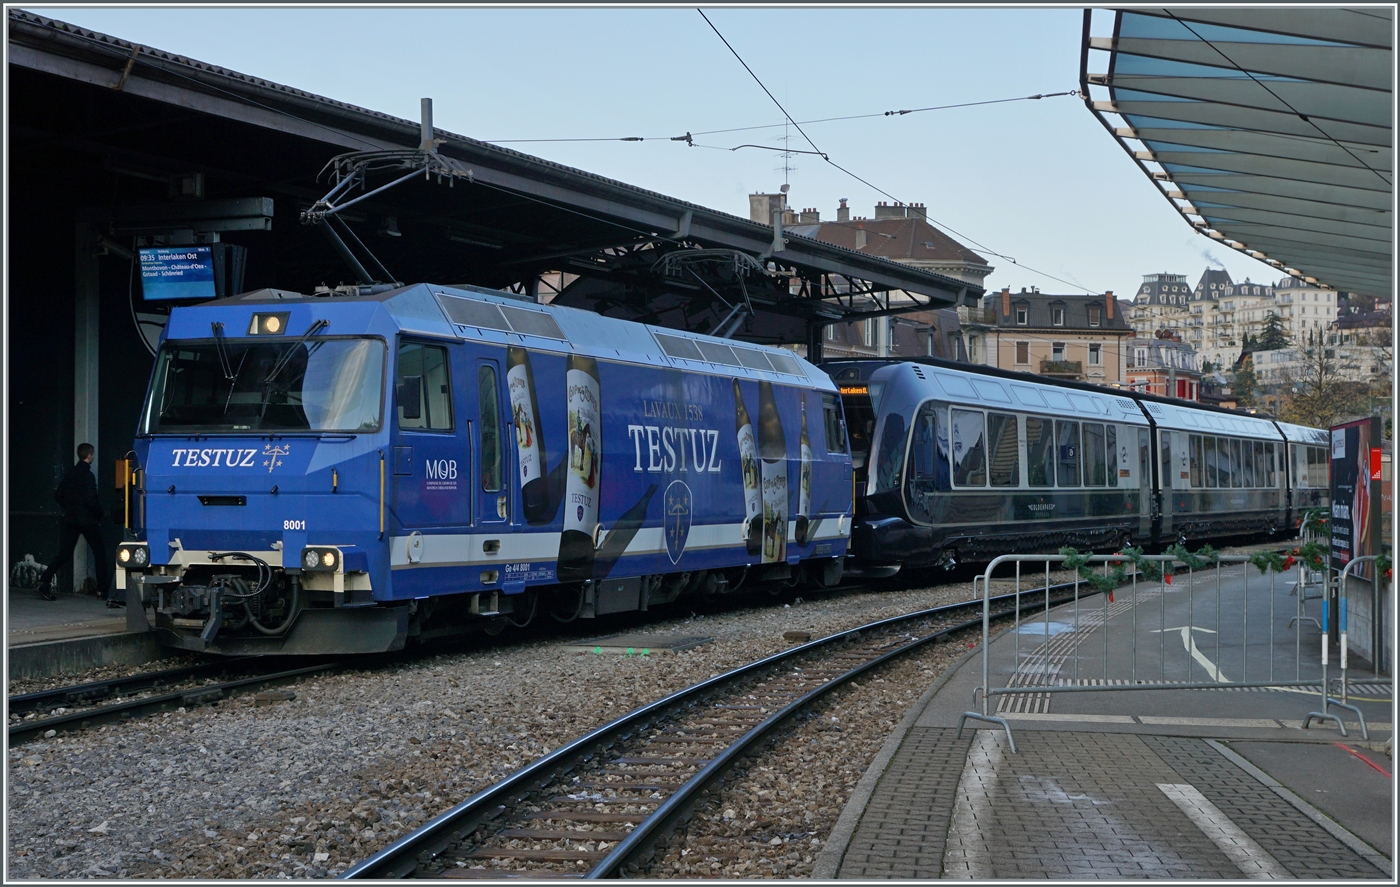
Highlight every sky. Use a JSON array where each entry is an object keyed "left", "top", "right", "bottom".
[{"left": 27, "top": 4, "right": 1285, "bottom": 298}]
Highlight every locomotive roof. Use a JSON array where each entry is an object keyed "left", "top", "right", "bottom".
[{"left": 182, "top": 283, "right": 835, "bottom": 392}]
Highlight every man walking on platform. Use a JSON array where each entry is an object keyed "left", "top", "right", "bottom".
[{"left": 36, "top": 443, "right": 111, "bottom": 603}]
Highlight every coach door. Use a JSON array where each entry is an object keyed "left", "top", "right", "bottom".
[
  {"left": 391, "top": 339, "right": 469, "bottom": 529},
  {"left": 474, "top": 357, "right": 510, "bottom": 529}
]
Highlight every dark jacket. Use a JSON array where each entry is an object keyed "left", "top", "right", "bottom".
[{"left": 55, "top": 460, "right": 103, "bottom": 525}]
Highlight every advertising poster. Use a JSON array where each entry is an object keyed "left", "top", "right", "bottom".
[{"left": 1329, "top": 416, "right": 1382, "bottom": 576}]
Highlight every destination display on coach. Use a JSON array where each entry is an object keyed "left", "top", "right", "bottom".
[{"left": 139, "top": 246, "right": 217, "bottom": 301}]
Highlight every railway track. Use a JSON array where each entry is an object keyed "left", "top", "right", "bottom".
[
  {"left": 341, "top": 579, "right": 1094, "bottom": 880},
  {"left": 7, "top": 657, "right": 348, "bottom": 746}
]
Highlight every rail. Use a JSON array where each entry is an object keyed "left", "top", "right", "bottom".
[{"left": 341, "top": 580, "right": 1099, "bottom": 879}]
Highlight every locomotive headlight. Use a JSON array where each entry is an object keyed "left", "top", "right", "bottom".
[
  {"left": 300, "top": 546, "right": 341, "bottom": 572},
  {"left": 249, "top": 312, "right": 291, "bottom": 335},
  {"left": 116, "top": 543, "right": 149, "bottom": 569}
]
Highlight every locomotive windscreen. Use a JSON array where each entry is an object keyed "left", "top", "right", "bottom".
[{"left": 144, "top": 337, "right": 385, "bottom": 433}]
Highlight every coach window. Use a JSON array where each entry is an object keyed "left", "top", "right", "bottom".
[
  {"left": 1026, "top": 417, "right": 1054, "bottom": 487},
  {"left": 1204, "top": 437, "right": 1218, "bottom": 488},
  {"left": 478, "top": 365, "right": 503, "bottom": 492},
  {"left": 1230, "top": 439, "right": 1244, "bottom": 488},
  {"left": 1294, "top": 445, "right": 1309, "bottom": 488},
  {"left": 1265, "top": 442, "right": 1277, "bottom": 487},
  {"left": 1189, "top": 434, "right": 1203, "bottom": 487},
  {"left": 1083, "top": 423, "right": 1107, "bottom": 486},
  {"left": 1217, "top": 438, "right": 1232, "bottom": 488},
  {"left": 1056, "top": 420, "right": 1080, "bottom": 487},
  {"left": 1243, "top": 440, "right": 1257, "bottom": 487},
  {"left": 987, "top": 413, "right": 1019, "bottom": 487},
  {"left": 951, "top": 408, "right": 987, "bottom": 487},
  {"left": 1310, "top": 446, "right": 1328, "bottom": 487},
  {"left": 397, "top": 342, "right": 453, "bottom": 431},
  {"left": 873, "top": 412, "right": 908, "bottom": 494}
]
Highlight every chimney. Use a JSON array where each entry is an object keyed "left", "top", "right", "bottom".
[
  {"left": 836, "top": 198, "right": 849, "bottom": 222},
  {"left": 854, "top": 227, "right": 867, "bottom": 250},
  {"left": 908, "top": 202, "right": 927, "bottom": 221},
  {"left": 749, "top": 192, "right": 786, "bottom": 225},
  {"left": 1105, "top": 291, "right": 1114, "bottom": 318},
  {"left": 1001, "top": 286, "right": 1011, "bottom": 316},
  {"left": 799, "top": 207, "right": 820, "bottom": 224},
  {"left": 874, "top": 200, "right": 906, "bottom": 221}
]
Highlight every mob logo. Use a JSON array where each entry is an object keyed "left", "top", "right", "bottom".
[{"left": 664, "top": 480, "right": 692, "bottom": 564}]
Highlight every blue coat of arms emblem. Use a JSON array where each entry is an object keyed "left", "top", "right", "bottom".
[{"left": 664, "top": 480, "right": 692, "bottom": 564}]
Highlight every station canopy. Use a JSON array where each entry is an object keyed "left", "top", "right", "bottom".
[
  {"left": 1082, "top": 7, "right": 1392, "bottom": 299},
  {"left": 7, "top": 9, "right": 979, "bottom": 348}
]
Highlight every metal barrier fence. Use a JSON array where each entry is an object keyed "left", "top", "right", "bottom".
[
  {"left": 1304, "top": 554, "right": 1391, "bottom": 741},
  {"left": 957, "top": 553, "right": 1384, "bottom": 753}
]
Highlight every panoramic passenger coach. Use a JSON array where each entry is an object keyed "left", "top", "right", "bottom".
[{"left": 116, "top": 283, "right": 853, "bottom": 654}]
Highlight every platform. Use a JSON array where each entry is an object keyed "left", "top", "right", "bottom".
[
  {"left": 815, "top": 566, "right": 1394, "bottom": 880},
  {"left": 6, "top": 588, "right": 163, "bottom": 680}
]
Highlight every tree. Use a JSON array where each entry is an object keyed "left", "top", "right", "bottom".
[
  {"left": 1231, "top": 358, "right": 1257, "bottom": 408},
  {"left": 1278, "top": 331, "right": 1368, "bottom": 427},
  {"left": 1256, "top": 312, "right": 1290, "bottom": 351}
]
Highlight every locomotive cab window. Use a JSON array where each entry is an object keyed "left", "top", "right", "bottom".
[
  {"left": 821, "top": 394, "right": 846, "bottom": 454},
  {"left": 396, "top": 342, "right": 453, "bottom": 431},
  {"left": 144, "top": 336, "right": 385, "bottom": 434}
]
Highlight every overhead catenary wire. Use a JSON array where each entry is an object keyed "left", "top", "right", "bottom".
[
  {"left": 696, "top": 8, "right": 1100, "bottom": 296},
  {"left": 481, "top": 90, "right": 1076, "bottom": 144}
]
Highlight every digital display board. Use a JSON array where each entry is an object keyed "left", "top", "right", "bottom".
[{"left": 139, "top": 246, "right": 217, "bottom": 301}]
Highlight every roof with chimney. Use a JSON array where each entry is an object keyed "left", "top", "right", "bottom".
[
  {"left": 786, "top": 202, "right": 989, "bottom": 270},
  {"left": 985, "top": 289, "right": 1133, "bottom": 332},
  {"left": 1192, "top": 268, "right": 1234, "bottom": 302}
]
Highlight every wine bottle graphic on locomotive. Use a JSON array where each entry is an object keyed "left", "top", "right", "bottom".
[
  {"left": 758, "top": 380, "right": 788, "bottom": 564},
  {"left": 507, "top": 346, "right": 550, "bottom": 524},
  {"left": 557, "top": 354, "right": 601, "bottom": 581},
  {"left": 795, "top": 393, "right": 812, "bottom": 546},
  {"left": 734, "top": 379, "right": 762, "bottom": 555}
]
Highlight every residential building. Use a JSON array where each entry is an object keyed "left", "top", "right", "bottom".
[
  {"left": 758, "top": 195, "right": 994, "bottom": 360},
  {"left": 963, "top": 287, "right": 1133, "bottom": 385},
  {"left": 1126, "top": 267, "right": 1343, "bottom": 372},
  {"left": 1126, "top": 329, "right": 1202, "bottom": 400}
]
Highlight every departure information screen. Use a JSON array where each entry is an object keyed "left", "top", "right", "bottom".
[{"left": 139, "top": 246, "right": 216, "bottom": 301}]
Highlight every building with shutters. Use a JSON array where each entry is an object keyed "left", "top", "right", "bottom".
[{"left": 960, "top": 287, "right": 1134, "bottom": 385}]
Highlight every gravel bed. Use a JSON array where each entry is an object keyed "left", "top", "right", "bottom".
[
  {"left": 640, "top": 631, "right": 979, "bottom": 878},
  {"left": 7, "top": 655, "right": 203, "bottom": 700},
  {"left": 6, "top": 579, "right": 994, "bottom": 879}
]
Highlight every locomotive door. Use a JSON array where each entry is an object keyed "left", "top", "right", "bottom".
[
  {"left": 391, "top": 339, "right": 470, "bottom": 529},
  {"left": 474, "top": 357, "right": 510, "bottom": 528}
]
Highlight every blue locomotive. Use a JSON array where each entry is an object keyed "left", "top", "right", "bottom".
[{"left": 114, "top": 283, "right": 853, "bottom": 654}]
